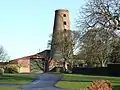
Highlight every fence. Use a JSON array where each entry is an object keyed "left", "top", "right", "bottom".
[{"left": 72, "top": 63, "right": 120, "bottom": 76}]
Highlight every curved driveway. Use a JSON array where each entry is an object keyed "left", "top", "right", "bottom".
[{"left": 21, "top": 73, "right": 64, "bottom": 90}]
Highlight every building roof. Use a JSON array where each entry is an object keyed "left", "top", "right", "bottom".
[{"left": 10, "top": 49, "right": 51, "bottom": 62}]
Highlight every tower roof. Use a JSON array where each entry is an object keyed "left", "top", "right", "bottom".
[{"left": 55, "top": 9, "right": 69, "bottom": 12}]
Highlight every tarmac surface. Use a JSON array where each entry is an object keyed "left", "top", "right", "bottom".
[
  {"left": 21, "top": 73, "right": 64, "bottom": 90},
  {"left": 0, "top": 73, "right": 64, "bottom": 90}
]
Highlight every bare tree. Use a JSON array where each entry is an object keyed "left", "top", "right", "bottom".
[
  {"left": 0, "top": 46, "right": 9, "bottom": 62},
  {"left": 30, "top": 58, "right": 45, "bottom": 72},
  {"left": 109, "top": 37, "right": 120, "bottom": 63},
  {"left": 49, "top": 30, "right": 80, "bottom": 71},
  {"left": 75, "top": 0, "right": 120, "bottom": 67},
  {"left": 79, "top": 28, "right": 115, "bottom": 67},
  {"left": 77, "top": 0, "right": 120, "bottom": 34}
]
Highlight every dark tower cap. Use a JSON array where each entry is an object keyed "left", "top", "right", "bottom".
[{"left": 55, "top": 9, "right": 69, "bottom": 13}]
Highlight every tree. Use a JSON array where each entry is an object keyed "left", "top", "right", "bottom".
[
  {"left": 79, "top": 28, "right": 115, "bottom": 67},
  {"left": 30, "top": 58, "right": 46, "bottom": 72},
  {"left": 109, "top": 37, "right": 120, "bottom": 63},
  {"left": 76, "top": 0, "right": 120, "bottom": 67},
  {"left": 77, "top": 0, "right": 120, "bottom": 34},
  {"left": 49, "top": 30, "right": 80, "bottom": 71},
  {"left": 0, "top": 46, "right": 9, "bottom": 62},
  {"left": 29, "top": 52, "right": 49, "bottom": 73}
]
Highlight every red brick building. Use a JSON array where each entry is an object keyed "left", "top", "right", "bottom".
[{"left": 9, "top": 50, "right": 52, "bottom": 73}]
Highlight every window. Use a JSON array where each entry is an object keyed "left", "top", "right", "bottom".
[
  {"left": 63, "top": 14, "right": 66, "bottom": 17},
  {"left": 64, "top": 29, "right": 67, "bottom": 32},
  {"left": 63, "top": 21, "right": 67, "bottom": 25}
]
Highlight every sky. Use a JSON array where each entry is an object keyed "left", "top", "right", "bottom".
[{"left": 0, "top": 0, "right": 87, "bottom": 60}]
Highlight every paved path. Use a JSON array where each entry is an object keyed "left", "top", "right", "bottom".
[{"left": 21, "top": 73, "right": 64, "bottom": 90}]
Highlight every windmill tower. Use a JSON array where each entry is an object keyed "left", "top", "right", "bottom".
[{"left": 50, "top": 9, "right": 70, "bottom": 60}]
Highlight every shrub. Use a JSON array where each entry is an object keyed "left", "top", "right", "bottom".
[
  {"left": 65, "top": 69, "right": 72, "bottom": 73},
  {"left": 79, "top": 80, "right": 112, "bottom": 90},
  {"left": 87, "top": 80, "right": 112, "bottom": 90},
  {"left": 0, "top": 68, "right": 4, "bottom": 75},
  {"left": 4, "top": 64, "right": 18, "bottom": 73}
]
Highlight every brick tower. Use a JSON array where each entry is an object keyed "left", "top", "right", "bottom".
[{"left": 50, "top": 9, "right": 70, "bottom": 60}]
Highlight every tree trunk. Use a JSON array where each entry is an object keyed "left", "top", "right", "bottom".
[
  {"left": 63, "top": 61, "right": 68, "bottom": 72},
  {"left": 101, "top": 61, "right": 106, "bottom": 67}
]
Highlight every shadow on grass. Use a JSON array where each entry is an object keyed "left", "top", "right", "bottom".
[
  {"left": 74, "top": 73, "right": 120, "bottom": 77},
  {"left": 64, "top": 74, "right": 120, "bottom": 81},
  {"left": 60, "top": 74, "right": 120, "bottom": 90},
  {"left": 0, "top": 74, "right": 34, "bottom": 81},
  {"left": 60, "top": 79, "right": 120, "bottom": 85},
  {"left": 60, "top": 79, "right": 92, "bottom": 82},
  {"left": 0, "top": 74, "right": 35, "bottom": 84},
  {"left": 113, "top": 85, "right": 120, "bottom": 90}
]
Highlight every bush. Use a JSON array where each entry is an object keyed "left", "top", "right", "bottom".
[
  {"left": 4, "top": 64, "right": 18, "bottom": 73},
  {"left": 65, "top": 69, "right": 72, "bottom": 73},
  {"left": 0, "top": 68, "right": 4, "bottom": 75},
  {"left": 87, "top": 80, "right": 112, "bottom": 90},
  {"left": 79, "top": 80, "right": 112, "bottom": 90}
]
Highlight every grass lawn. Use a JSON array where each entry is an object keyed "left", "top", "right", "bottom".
[
  {"left": 0, "top": 86, "right": 19, "bottom": 90},
  {"left": 56, "top": 74, "right": 120, "bottom": 90},
  {"left": 0, "top": 73, "right": 35, "bottom": 84}
]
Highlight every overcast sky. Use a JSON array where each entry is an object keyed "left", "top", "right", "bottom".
[{"left": 0, "top": 0, "right": 87, "bottom": 59}]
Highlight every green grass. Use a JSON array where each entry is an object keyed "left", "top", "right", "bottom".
[
  {"left": 0, "top": 86, "right": 19, "bottom": 90},
  {"left": 48, "top": 72, "right": 62, "bottom": 74},
  {"left": 0, "top": 73, "right": 35, "bottom": 84},
  {"left": 56, "top": 74, "right": 120, "bottom": 90}
]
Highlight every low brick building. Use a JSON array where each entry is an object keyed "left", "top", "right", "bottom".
[{"left": 9, "top": 50, "right": 51, "bottom": 73}]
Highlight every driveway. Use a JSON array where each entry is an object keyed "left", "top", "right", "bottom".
[{"left": 21, "top": 73, "right": 64, "bottom": 90}]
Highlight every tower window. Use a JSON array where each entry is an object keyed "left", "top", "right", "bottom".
[
  {"left": 63, "top": 21, "right": 67, "bottom": 25},
  {"left": 64, "top": 29, "right": 67, "bottom": 32},
  {"left": 63, "top": 14, "right": 66, "bottom": 17}
]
